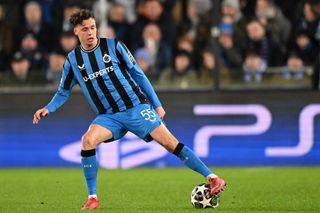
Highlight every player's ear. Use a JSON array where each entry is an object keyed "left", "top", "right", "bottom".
[{"left": 73, "top": 27, "right": 78, "bottom": 36}]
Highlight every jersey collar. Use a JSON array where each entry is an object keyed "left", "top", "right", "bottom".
[{"left": 80, "top": 37, "right": 100, "bottom": 53}]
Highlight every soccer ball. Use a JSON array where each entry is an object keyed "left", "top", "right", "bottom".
[{"left": 191, "top": 183, "right": 220, "bottom": 209}]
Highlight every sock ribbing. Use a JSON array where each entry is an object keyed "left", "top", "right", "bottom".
[
  {"left": 173, "top": 143, "right": 184, "bottom": 156},
  {"left": 81, "top": 149, "right": 96, "bottom": 157}
]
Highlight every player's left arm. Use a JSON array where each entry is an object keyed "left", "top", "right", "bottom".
[{"left": 115, "top": 40, "right": 165, "bottom": 118}]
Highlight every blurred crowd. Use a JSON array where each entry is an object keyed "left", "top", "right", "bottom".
[{"left": 0, "top": 0, "right": 318, "bottom": 87}]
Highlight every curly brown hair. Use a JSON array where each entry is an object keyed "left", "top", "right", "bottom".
[{"left": 70, "top": 9, "right": 95, "bottom": 27}]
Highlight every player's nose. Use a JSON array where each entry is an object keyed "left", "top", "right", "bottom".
[{"left": 87, "top": 30, "right": 92, "bottom": 36}]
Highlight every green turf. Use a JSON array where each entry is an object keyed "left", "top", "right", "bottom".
[{"left": 0, "top": 167, "right": 319, "bottom": 213}]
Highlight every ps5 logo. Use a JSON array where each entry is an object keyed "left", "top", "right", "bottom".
[
  {"left": 193, "top": 104, "right": 320, "bottom": 158},
  {"left": 103, "top": 53, "right": 111, "bottom": 63},
  {"left": 58, "top": 104, "right": 320, "bottom": 168}
]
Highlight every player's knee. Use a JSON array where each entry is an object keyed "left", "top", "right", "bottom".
[{"left": 81, "top": 133, "right": 98, "bottom": 150}]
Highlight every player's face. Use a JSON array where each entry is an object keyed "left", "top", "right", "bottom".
[{"left": 74, "top": 18, "right": 98, "bottom": 50}]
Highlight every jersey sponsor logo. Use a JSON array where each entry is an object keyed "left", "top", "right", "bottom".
[
  {"left": 103, "top": 53, "right": 111, "bottom": 63},
  {"left": 82, "top": 66, "right": 114, "bottom": 82},
  {"left": 78, "top": 64, "right": 85, "bottom": 71}
]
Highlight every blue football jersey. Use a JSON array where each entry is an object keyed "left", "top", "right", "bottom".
[{"left": 45, "top": 38, "right": 161, "bottom": 114}]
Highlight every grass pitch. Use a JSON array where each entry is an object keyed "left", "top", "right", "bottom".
[{"left": 0, "top": 167, "right": 319, "bottom": 213}]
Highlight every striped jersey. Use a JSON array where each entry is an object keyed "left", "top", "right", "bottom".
[{"left": 45, "top": 37, "right": 161, "bottom": 114}]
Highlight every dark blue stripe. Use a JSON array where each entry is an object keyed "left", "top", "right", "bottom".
[
  {"left": 63, "top": 59, "right": 74, "bottom": 90},
  {"left": 100, "top": 38, "right": 133, "bottom": 109},
  {"left": 115, "top": 40, "right": 147, "bottom": 104},
  {"left": 88, "top": 49, "right": 119, "bottom": 113},
  {"left": 75, "top": 47, "right": 106, "bottom": 114}
]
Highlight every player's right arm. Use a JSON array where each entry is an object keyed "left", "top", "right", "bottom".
[
  {"left": 33, "top": 108, "right": 49, "bottom": 124},
  {"left": 33, "top": 58, "right": 78, "bottom": 124}
]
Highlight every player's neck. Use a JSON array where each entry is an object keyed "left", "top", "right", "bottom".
[{"left": 81, "top": 37, "right": 99, "bottom": 51}]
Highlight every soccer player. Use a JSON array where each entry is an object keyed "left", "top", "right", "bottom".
[{"left": 33, "top": 9, "right": 226, "bottom": 210}]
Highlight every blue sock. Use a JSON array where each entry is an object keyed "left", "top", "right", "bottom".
[
  {"left": 174, "top": 143, "right": 212, "bottom": 178},
  {"left": 81, "top": 149, "right": 98, "bottom": 196}
]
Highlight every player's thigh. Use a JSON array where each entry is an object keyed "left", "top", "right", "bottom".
[
  {"left": 92, "top": 113, "right": 127, "bottom": 141},
  {"left": 150, "top": 123, "right": 179, "bottom": 152},
  {"left": 125, "top": 104, "right": 162, "bottom": 141},
  {"left": 83, "top": 124, "right": 113, "bottom": 145}
]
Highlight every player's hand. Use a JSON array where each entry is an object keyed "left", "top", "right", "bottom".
[
  {"left": 155, "top": 106, "right": 166, "bottom": 119},
  {"left": 33, "top": 108, "right": 49, "bottom": 124}
]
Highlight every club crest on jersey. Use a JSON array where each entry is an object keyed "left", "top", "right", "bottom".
[
  {"left": 103, "top": 53, "right": 111, "bottom": 63},
  {"left": 78, "top": 64, "right": 85, "bottom": 71}
]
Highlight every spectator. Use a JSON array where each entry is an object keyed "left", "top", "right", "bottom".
[
  {"left": 105, "top": 26, "right": 116, "bottom": 38},
  {"left": 296, "top": 2, "right": 319, "bottom": 37},
  {"left": 219, "top": 22, "right": 243, "bottom": 80},
  {"left": 9, "top": 51, "right": 30, "bottom": 82},
  {"left": 134, "top": 48, "right": 156, "bottom": 81},
  {"left": 221, "top": 0, "right": 247, "bottom": 45},
  {"left": 48, "top": 31, "right": 78, "bottom": 83},
  {"left": 173, "top": 0, "right": 212, "bottom": 21},
  {"left": 192, "top": 0, "right": 212, "bottom": 16},
  {"left": 242, "top": 19, "right": 283, "bottom": 82},
  {"left": 244, "top": 19, "right": 284, "bottom": 66},
  {"left": 193, "top": 15, "right": 214, "bottom": 70},
  {"left": 243, "top": 51, "right": 267, "bottom": 82},
  {"left": 176, "top": 35, "right": 194, "bottom": 53},
  {"left": 177, "top": 0, "right": 207, "bottom": 40},
  {"left": 16, "top": 1, "right": 54, "bottom": 52},
  {"left": 158, "top": 50, "right": 198, "bottom": 88},
  {"left": 288, "top": 2, "right": 319, "bottom": 66},
  {"left": 255, "top": 0, "right": 291, "bottom": 54},
  {"left": 176, "top": 0, "right": 213, "bottom": 70},
  {"left": 116, "top": 0, "right": 138, "bottom": 24},
  {"left": 198, "top": 48, "right": 216, "bottom": 85},
  {"left": 93, "top": 0, "right": 137, "bottom": 24},
  {"left": 288, "top": 30, "right": 318, "bottom": 66},
  {"left": 131, "top": 0, "right": 176, "bottom": 51},
  {"left": 107, "top": 3, "right": 130, "bottom": 43},
  {"left": 282, "top": 52, "right": 305, "bottom": 80},
  {"left": 18, "top": 33, "right": 48, "bottom": 78},
  {"left": 135, "top": 23, "right": 172, "bottom": 78},
  {"left": 56, "top": 3, "right": 80, "bottom": 34}
]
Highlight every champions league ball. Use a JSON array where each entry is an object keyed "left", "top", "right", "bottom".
[{"left": 191, "top": 183, "right": 220, "bottom": 209}]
